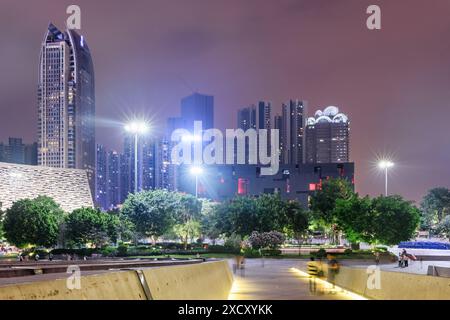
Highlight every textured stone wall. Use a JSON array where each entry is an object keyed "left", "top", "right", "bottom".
[{"left": 0, "top": 162, "right": 93, "bottom": 212}]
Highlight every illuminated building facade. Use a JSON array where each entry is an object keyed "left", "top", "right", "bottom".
[
  {"left": 305, "top": 106, "right": 350, "bottom": 164},
  {"left": 37, "top": 23, "right": 95, "bottom": 192}
]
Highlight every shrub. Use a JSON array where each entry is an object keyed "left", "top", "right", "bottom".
[
  {"left": 117, "top": 244, "right": 128, "bottom": 257},
  {"left": 314, "top": 248, "right": 327, "bottom": 258},
  {"left": 100, "top": 246, "right": 117, "bottom": 257},
  {"left": 242, "top": 248, "right": 261, "bottom": 258},
  {"left": 224, "top": 233, "right": 242, "bottom": 251},
  {"left": 248, "top": 231, "right": 285, "bottom": 250},
  {"left": 260, "top": 249, "right": 282, "bottom": 256},
  {"left": 208, "top": 245, "right": 240, "bottom": 254},
  {"left": 344, "top": 248, "right": 353, "bottom": 254}
]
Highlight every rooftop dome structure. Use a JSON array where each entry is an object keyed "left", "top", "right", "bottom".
[
  {"left": 333, "top": 113, "right": 348, "bottom": 123},
  {"left": 323, "top": 106, "right": 339, "bottom": 117}
]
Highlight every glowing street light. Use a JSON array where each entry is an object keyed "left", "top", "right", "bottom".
[
  {"left": 190, "top": 166, "right": 203, "bottom": 198},
  {"left": 125, "top": 121, "right": 149, "bottom": 193},
  {"left": 378, "top": 160, "right": 394, "bottom": 196}
]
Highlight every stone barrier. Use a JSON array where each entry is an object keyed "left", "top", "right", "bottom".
[{"left": 0, "top": 260, "right": 233, "bottom": 300}]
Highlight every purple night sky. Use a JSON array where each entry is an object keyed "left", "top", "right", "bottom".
[{"left": 0, "top": 0, "right": 449, "bottom": 203}]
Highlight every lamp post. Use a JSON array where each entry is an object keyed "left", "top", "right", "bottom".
[
  {"left": 378, "top": 160, "right": 394, "bottom": 196},
  {"left": 125, "top": 121, "right": 149, "bottom": 193},
  {"left": 190, "top": 166, "right": 203, "bottom": 198}
]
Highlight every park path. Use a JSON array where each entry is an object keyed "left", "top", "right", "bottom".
[{"left": 228, "top": 259, "right": 364, "bottom": 300}]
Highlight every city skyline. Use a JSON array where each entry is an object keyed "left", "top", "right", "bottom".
[{"left": 1, "top": 0, "right": 450, "bottom": 203}]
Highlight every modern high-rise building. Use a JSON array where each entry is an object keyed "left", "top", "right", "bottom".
[
  {"left": 0, "top": 138, "right": 38, "bottom": 165},
  {"left": 237, "top": 105, "right": 257, "bottom": 131},
  {"left": 24, "top": 142, "right": 38, "bottom": 165},
  {"left": 121, "top": 135, "right": 157, "bottom": 195},
  {"left": 38, "top": 23, "right": 95, "bottom": 192},
  {"left": 107, "top": 151, "right": 121, "bottom": 210},
  {"left": 278, "top": 100, "right": 306, "bottom": 165},
  {"left": 257, "top": 101, "right": 271, "bottom": 130},
  {"left": 180, "top": 93, "right": 214, "bottom": 131},
  {"left": 305, "top": 106, "right": 350, "bottom": 164},
  {"left": 95, "top": 144, "right": 108, "bottom": 210}
]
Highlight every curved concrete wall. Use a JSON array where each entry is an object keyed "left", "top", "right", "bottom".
[
  {"left": 330, "top": 266, "right": 450, "bottom": 300},
  {"left": 0, "top": 261, "right": 233, "bottom": 300},
  {"left": 143, "top": 260, "right": 233, "bottom": 300}
]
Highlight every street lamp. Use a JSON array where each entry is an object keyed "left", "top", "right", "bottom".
[
  {"left": 190, "top": 166, "right": 203, "bottom": 198},
  {"left": 125, "top": 121, "right": 149, "bottom": 193},
  {"left": 378, "top": 160, "right": 394, "bottom": 196}
]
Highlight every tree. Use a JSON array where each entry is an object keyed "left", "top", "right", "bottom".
[
  {"left": 3, "top": 196, "right": 64, "bottom": 248},
  {"left": 310, "top": 178, "right": 354, "bottom": 244},
  {"left": 65, "top": 208, "right": 121, "bottom": 247},
  {"left": 437, "top": 215, "right": 450, "bottom": 240},
  {"left": 284, "top": 201, "right": 310, "bottom": 246},
  {"left": 370, "top": 195, "right": 420, "bottom": 246},
  {"left": 172, "top": 194, "right": 202, "bottom": 249},
  {"left": 420, "top": 187, "right": 450, "bottom": 233},
  {"left": 121, "top": 190, "right": 180, "bottom": 243},
  {"left": 199, "top": 199, "right": 221, "bottom": 244},
  {"left": 335, "top": 195, "right": 420, "bottom": 246},
  {"left": 173, "top": 220, "right": 202, "bottom": 249},
  {"left": 334, "top": 195, "right": 374, "bottom": 244},
  {"left": 310, "top": 178, "right": 354, "bottom": 225},
  {"left": 214, "top": 194, "right": 291, "bottom": 238}
]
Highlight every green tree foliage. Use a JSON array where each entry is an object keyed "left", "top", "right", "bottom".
[
  {"left": 3, "top": 196, "right": 64, "bottom": 248},
  {"left": 309, "top": 178, "right": 354, "bottom": 244},
  {"left": 334, "top": 195, "right": 374, "bottom": 244},
  {"left": 370, "top": 195, "right": 420, "bottom": 245},
  {"left": 310, "top": 178, "right": 354, "bottom": 226},
  {"left": 284, "top": 201, "right": 310, "bottom": 243},
  {"left": 173, "top": 220, "right": 202, "bottom": 249},
  {"left": 436, "top": 215, "right": 450, "bottom": 240},
  {"left": 335, "top": 195, "right": 420, "bottom": 246},
  {"left": 420, "top": 187, "right": 450, "bottom": 232},
  {"left": 172, "top": 194, "right": 202, "bottom": 248},
  {"left": 214, "top": 194, "right": 305, "bottom": 238},
  {"left": 121, "top": 190, "right": 178, "bottom": 240},
  {"left": 199, "top": 199, "right": 221, "bottom": 244},
  {"left": 65, "top": 208, "right": 123, "bottom": 247}
]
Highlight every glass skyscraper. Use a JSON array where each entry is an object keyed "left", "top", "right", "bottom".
[{"left": 38, "top": 23, "right": 95, "bottom": 192}]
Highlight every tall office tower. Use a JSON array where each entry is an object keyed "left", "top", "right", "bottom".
[
  {"left": 156, "top": 138, "right": 176, "bottom": 191},
  {"left": 7, "top": 138, "right": 25, "bottom": 164},
  {"left": 180, "top": 93, "right": 214, "bottom": 131},
  {"left": 280, "top": 100, "right": 306, "bottom": 165},
  {"left": 122, "top": 135, "right": 156, "bottom": 195},
  {"left": 273, "top": 114, "right": 284, "bottom": 164},
  {"left": 305, "top": 106, "right": 350, "bottom": 164},
  {"left": 119, "top": 153, "right": 130, "bottom": 204},
  {"left": 257, "top": 101, "right": 272, "bottom": 156},
  {"left": 237, "top": 105, "right": 257, "bottom": 131},
  {"left": 24, "top": 142, "right": 38, "bottom": 165},
  {"left": 142, "top": 138, "right": 156, "bottom": 191},
  {"left": 0, "top": 143, "right": 5, "bottom": 162},
  {"left": 95, "top": 144, "right": 108, "bottom": 210},
  {"left": 38, "top": 23, "right": 95, "bottom": 193},
  {"left": 107, "top": 151, "right": 121, "bottom": 210},
  {"left": 257, "top": 101, "right": 271, "bottom": 130}
]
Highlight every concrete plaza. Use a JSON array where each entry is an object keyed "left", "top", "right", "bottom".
[{"left": 228, "top": 259, "right": 365, "bottom": 300}]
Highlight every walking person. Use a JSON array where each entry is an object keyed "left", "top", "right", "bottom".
[
  {"left": 374, "top": 251, "right": 380, "bottom": 266},
  {"left": 307, "top": 257, "right": 321, "bottom": 294},
  {"left": 327, "top": 257, "right": 340, "bottom": 292}
]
